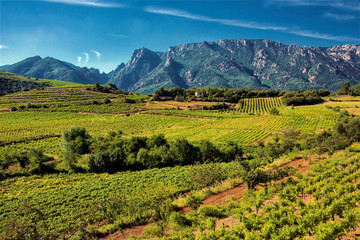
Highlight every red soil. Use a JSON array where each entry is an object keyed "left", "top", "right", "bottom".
[{"left": 100, "top": 157, "right": 313, "bottom": 239}]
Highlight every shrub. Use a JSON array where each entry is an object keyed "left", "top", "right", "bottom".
[
  {"left": 125, "top": 98, "right": 136, "bottom": 103},
  {"left": 269, "top": 108, "right": 279, "bottom": 115},
  {"left": 143, "top": 223, "right": 163, "bottom": 237},
  {"left": 169, "top": 212, "right": 192, "bottom": 227},
  {"left": 104, "top": 98, "right": 111, "bottom": 104},
  {"left": 198, "top": 205, "right": 225, "bottom": 218},
  {"left": 186, "top": 195, "right": 203, "bottom": 210}
]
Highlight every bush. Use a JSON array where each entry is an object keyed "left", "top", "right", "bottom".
[
  {"left": 125, "top": 98, "right": 136, "bottom": 103},
  {"left": 198, "top": 205, "right": 225, "bottom": 218},
  {"left": 143, "top": 223, "right": 163, "bottom": 237},
  {"left": 269, "top": 108, "right": 279, "bottom": 115},
  {"left": 169, "top": 212, "right": 192, "bottom": 227},
  {"left": 104, "top": 98, "right": 111, "bottom": 104},
  {"left": 186, "top": 195, "right": 203, "bottom": 210}
]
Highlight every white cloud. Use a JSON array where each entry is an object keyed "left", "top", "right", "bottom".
[
  {"left": 288, "top": 29, "right": 360, "bottom": 42},
  {"left": 0, "top": 45, "right": 9, "bottom": 49},
  {"left": 266, "top": 0, "right": 360, "bottom": 11},
  {"left": 91, "top": 50, "right": 101, "bottom": 60},
  {"left": 144, "top": 6, "right": 287, "bottom": 31},
  {"left": 323, "top": 12, "right": 357, "bottom": 21},
  {"left": 83, "top": 52, "right": 89, "bottom": 64},
  {"left": 77, "top": 56, "right": 82, "bottom": 65},
  {"left": 42, "top": 0, "right": 125, "bottom": 8},
  {"left": 144, "top": 6, "right": 360, "bottom": 42}
]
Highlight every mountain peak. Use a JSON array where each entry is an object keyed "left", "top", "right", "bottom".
[{"left": 109, "top": 39, "right": 360, "bottom": 93}]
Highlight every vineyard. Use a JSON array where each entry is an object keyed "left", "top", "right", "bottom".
[
  {"left": 0, "top": 86, "right": 147, "bottom": 114},
  {"left": 1, "top": 83, "right": 360, "bottom": 239},
  {"left": 0, "top": 162, "right": 238, "bottom": 237},
  {"left": 236, "top": 97, "right": 284, "bottom": 114},
  {"left": 184, "top": 147, "right": 360, "bottom": 239}
]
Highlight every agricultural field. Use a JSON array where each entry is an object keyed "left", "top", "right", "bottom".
[{"left": 1, "top": 83, "right": 360, "bottom": 239}]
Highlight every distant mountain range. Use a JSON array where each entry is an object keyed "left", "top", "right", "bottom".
[
  {"left": 0, "top": 56, "right": 108, "bottom": 85},
  {"left": 2, "top": 39, "right": 360, "bottom": 93}
]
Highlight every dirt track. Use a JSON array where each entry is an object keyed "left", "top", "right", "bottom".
[{"left": 99, "top": 157, "right": 312, "bottom": 240}]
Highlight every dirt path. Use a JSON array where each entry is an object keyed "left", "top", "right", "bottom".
[
  {"left": 100, "top": 223, "right": 154, "bottom": 240},
  {"left": 99, "top": 157, "right": 313, "bottom": 239}
]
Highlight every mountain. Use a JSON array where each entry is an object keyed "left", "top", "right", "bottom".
[
  {"left": 2, "top": 39, "right": 360, "bottom": 93},
  {"left": 109, "top": 39, "right": 360, "bottom": 93},
  {"left": 0, "top": 56, "right": 107, "bottom": 85}
]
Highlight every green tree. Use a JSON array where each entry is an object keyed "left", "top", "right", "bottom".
[
  {"left": 28, "top": 149, "right": 53, "bottom": 174},
  {"left": 338, "top": 82, "right": 350, "bottom": 95},
  {"left": 198, "top": 140, "right": 221, "bottom": 163},
  {"left": 60, "top": 126, "right": 91, "bottom": 170},
  {"left": 169, "top": 138, "right": 199, "bottom": 165},
  {"left": 88, "top": 149, "right": 125, "bottom": 173}
]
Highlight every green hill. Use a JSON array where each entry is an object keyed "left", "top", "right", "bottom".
[{"left": 0, "top": 71, "right": 82, "bottom": 95}]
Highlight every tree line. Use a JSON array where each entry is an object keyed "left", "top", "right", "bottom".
[{"left": 152, "top": 87, "right": 330, "bottom": 106}]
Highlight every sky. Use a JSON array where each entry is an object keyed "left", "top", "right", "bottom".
[{"left": 0, "top": 0, "right": 359, "bottom": 73}]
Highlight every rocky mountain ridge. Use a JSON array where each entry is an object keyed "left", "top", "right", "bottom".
[{"left": 2, "top": 39, "right": 360, "bottom": 93}]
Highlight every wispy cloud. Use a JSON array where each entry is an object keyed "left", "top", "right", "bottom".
[
  {"left": 83, "top": 52, "right": 89, "bottom": 64},
  {"left": 266, "top": 0, "right": 360, "bottom": 11},
  {"left": 77, "top": 56, "right": 82, "bottom": 65},
  {"left": 0, "top": 45, "right": 9, "bottom": 49},
  {"left": 144, "top": 6, "right": 287, "bottom": 31},
  {"left": 144, "top": 6, "right": 360, "bottom": 42},
  {"left": 288, "top": 29, "right": 360, "bottom": 42},
  {"left": 42, "top": 0, "right": 125, "bottom": 8},
  {"left": 323, "top": 12, "right": 357, "bottom": 21},
  {"left": 91, "top": 50, "right": 101, "bottom": 60}
]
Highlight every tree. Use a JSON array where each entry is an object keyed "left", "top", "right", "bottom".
[
  {"left": 146, "top": 134, "right": 168, "bottom": 149},
  {"left": 60, "top": 126, "right": 91, "bottom": 170},
  {"left": 338, "top": 82, "right": 350, "bottom": 95},
  {"left": 198, "top": 140, "right": 222, "bottom": 163},
  {"left": 28, "top": 149, "right": 53, "bottom": 174},
  {"left": 88, "top": 149, "right": 125, "bottom": 173},
  {"left": 169, "top": 138, "right": 199, "bottom": 165},
  {"left": 238, "top": 159, "right": 269, "bottom": 190}
]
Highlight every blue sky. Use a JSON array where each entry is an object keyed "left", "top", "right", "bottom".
[{"left": 1, "top": 0, "right": 359, "bottom": 73}]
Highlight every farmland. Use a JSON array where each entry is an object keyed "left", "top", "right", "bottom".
[{"left": 0, "top": 82, "right": 360, "bottom": 239}]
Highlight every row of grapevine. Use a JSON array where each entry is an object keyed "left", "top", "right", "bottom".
[
  {"left": 0, "top": 162, "right": 235, "bottom": 237},
  {"left": 237, "top": 97, "right": 284, "bottom": 114}
]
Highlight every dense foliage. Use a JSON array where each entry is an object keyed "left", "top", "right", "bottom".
[
  {"left": 87, "top": 131, "right": 243, "bottom": 173},
  {"left": 154, "top": 87, "right": 282, "bottom": 103},
  {"left": 282, "top": 89, "right": 323, "bottom": 106}
]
